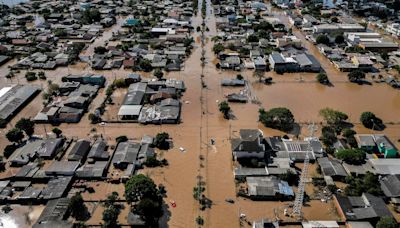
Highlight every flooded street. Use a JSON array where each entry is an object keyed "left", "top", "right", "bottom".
[{"left": 0, "top": 1, "right": 400, "bottom": 227}]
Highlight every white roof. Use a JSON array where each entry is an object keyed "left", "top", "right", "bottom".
[
  {"left": 0, "top": 86, "right": 13, "bottom": 98},
  {"left": 118, "top": 105, "right": 142, "bottom": 116}
]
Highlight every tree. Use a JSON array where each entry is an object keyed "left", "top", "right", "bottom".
[
  {"left": 376, "top": 216, "right": 397, "bottom": 228},
  {"left": 125, "top": 174, "right": 159, "bottom": 203},
  {"left": 316, "top": 73, "right": 329, "bottom": 84},
  {"left": 4, "top": 144, "right": 17, "bottom": 158},
  {"left": 236, "top": 74, "right": 244, "bottom": 80},
  {"left": 342, "top": 128, "right": 357, "bottom": 148},
  {"left": 69, "top": 193, "right": 87, "bottom": 220},
  {"left": 316, "top": 34, "right": 330, "bottom": 45},
  {"left": 115, "top": 135, "right": 128, "bottom": 143},
  {"left": 153, "top": 132, "right": 170, "bottom": 150},
  {"left": 138, "top": 58, "right": 153, "bottom": 72},
  {"left": 52, "top": 128, "right": 62, "bottom": 138},
  {"left": 336, "top": 148, "right": 366, "bottom": 165},
  {"left": 94, "top": 46, "right": 108, "bottom": 54},
  {"left": 320, "top": 126, "right": 337, "bottom": 147},
  {"left": 258, "top": 108, "right": 295, "bottom": 132},
  {"left": 88, "top": 113, "right": 101, "bottom": 124},
  {"left": 38, "top": 71, "right": 46, "bottom": 80},
  {"left": 135, "top": 197, "right": 163, "bottom": 225},
  {"left": 25, "top": 71, "right": 37, "bottom": 81},
  {"left": 360, "top": 111, "right": 383, "bottom": 130},
  {"left": 345, "top": 172, "right": 383, "bottom": 196},
  {"left": 6, "top": 128, "right": 24, "bottom": 144},
  {"left": 54, "top": 28, "right": 67, "bottom": 37},
  {"left": 153, "top": 69, "right": 164, "bottom": 80},
  {"left": 319, "top": 108, "right": 348, "bottom": 126},
  {"left": 102, "top": 204, "right": 119, "bottom": 227},
  {"left": 247, "top": 34, "right": 259, "bottom": 43},
  {"left": 15, "top": 118, "right": 35, "bottom": 137},
  {"left": 334, "top": 34, "right": 345, "bottom": 44},
  {"left": 279, "top": 170, "right": 299, "bottom": 186},
  {"left": 212, "top": 43, "right": 225, "bottom": 54},
  {"left": 331, "top": 17, "right": 339, "bottom": 23},
  {"left": 218, "top": 101, "right": 231, "bottom": 119},
  {"left": 113, "top": 79, "right": 127, "bottom": 88},
  {"left": 348, "top": 70, "right": 365, "bottom": 83},
  {"left": 104, "top": 192, "right": 119, "bottom": 208}
]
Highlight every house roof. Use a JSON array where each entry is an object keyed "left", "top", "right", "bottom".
[
  {"left": 247, "top": 176, "right": 294, "bottom": 197},
  {"left": 336, "top": 193, "right": 392, "bottom": 220},
  {"left": 380, "top": 175, "right": 400, "bottom": 198},
  {"left": 88, "top": 139, "right": 109, "bottom": 160},
  {"left": 118, "top": 105, "right": 142, "bottom": 116},
  {"left": 68, "top": 140, "right": 91, "bottom": 161},
  {"left": 317, "top": 157, "right": 348, "bottom": 177}
]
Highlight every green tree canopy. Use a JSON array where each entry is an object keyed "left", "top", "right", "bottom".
[
  {"left": 316, "top": 34, "right": 330, "bottom": 45},
  {"left": 69, "top": 193, "right": 87, "bottom": 220},
  {"left": 319, "top": 108, "right": 348, "bottom": 125},
  {"left": 376, "top": 216, "right": 397, "bottom": 228},
  {"left": 218, "top": 101, "right": 231, "bottom": 119},
  {"left": 336, "top": 148, "right": 366, "bottom": 165},
  {"left": 316, "top": 73, "right": 329, "bottom": 84},
  {"left": 360, "top": 111, "right": 384, "bottom": 130},
  {"left": 6, "top": 128, "right": 24, "bottom": 144},
  {"left": 259, "top": 108, "right": 295, "bottom": 132},
  {"left": 153, "top": 132, "right": 170, "bottom": 150},
  {"left": 213, "top": 43, "right": 225, "bottom": 54},
  {"left": 348, "top": 70, "right": 365, "bottom": 82},
  {"left": 15, "top": 118, "right": 35, "bottom": 137},
  {"left": 345, "top": 172, "right": 383, "bottom": 196},
  {"left": 125, "top": 174, "right": 159, "bottom": 203}
]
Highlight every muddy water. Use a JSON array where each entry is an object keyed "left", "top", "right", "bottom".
[{"left": 0, "top": 2, "right": 400, "bottom": 228}]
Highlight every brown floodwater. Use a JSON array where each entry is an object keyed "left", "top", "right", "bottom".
[{"left": 0, "top": 1, "right": 400, "bottom": 227}]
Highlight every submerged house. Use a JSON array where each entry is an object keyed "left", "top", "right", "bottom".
[
  {"left": 231, "top": 129, "right": 266, "bottom": 161},
  {"left": 246, "top": 176, "right": 294, "bottom": 200}
]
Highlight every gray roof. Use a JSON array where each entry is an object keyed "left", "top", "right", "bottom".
[
  {"left": 317, "top": 157, "right": 348, "bottom": 177},
  {"left": 45, "top": 161, "right": 80, "bottom": 175},
  {"left": 76, "top": 161, "right": 108, "bottom": 178},
  {"left": 87, "top": 139, "right": 109, "bottom": 160},
  {"left": 18, "top": 187, "right": 42, "bottom": 199},
  {"left": 270, "top": 53, "right": 285, "bottom": 64},
  {"left": 355, "top": 134, "right": 376, "bottom": 147},
  {"left": 336, "top": 193, "right": 392, "bottom": 220},
  {"left": 35, "top": 198, "right": 70, "bottom": 224},
  {"left": 41, "top": 177, "right": 72, "bottom": 200},
  {"left": 247, "top": 176, "right": 294, "bottom": 197},
  {"left": 0, "top": 85, "right": 40, "bottom": 120},
  {"left": 380, "top": 175, "right": 400, "bottom": 198},
  {"left": 369, "top": 159, "right": 400, "bottom": 175},
  {"left": 112, "top": 142, "right": 140, "bottom": 166},
  {"left": 68, "top": 140, "right": 91, "bottom": 161},
  {"left": 231, "top": 129, "right": 265, "bottom": 152},
  {"left": 37, "top": 138, "right": 63, "bottom": 158}
]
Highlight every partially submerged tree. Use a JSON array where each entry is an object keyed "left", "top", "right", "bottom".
[
  {"left": 218, "top": 101, "right": 231, "bottom": 119},
  {"left": 360, "top": 111, "right": 384, "bottom": 130},
  {"left": 316, "top": 73, "right": 329, "bottom": 84},
  {"left": 125, "top": 174, "right": 163, "bottom": 225},
  {"left": 348, "top": 70, "right": 365, "bottom": 83},
  {"left": 259, "top": 108, "right": 295, "bottom": 132},
  {"left": 153, "top": 132, "right": 170, "bottom": 150}
]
